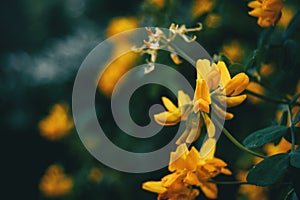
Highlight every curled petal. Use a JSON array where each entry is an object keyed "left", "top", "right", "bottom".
[
  {"left": 162, "top": 97, "right": 177, "bottom": 112},
  {"left": 200, "top": 138, "right": 216, "bottom": 159},
  {"left": 224, "top": 73, "right": 249, "bottom": 96},
  {"left": 204, "top": 115, "right": 216, "bottom": 138},
  {"left": 217, "top": 61, "right": 231, "bottom": 86},
  {"left": 226, "top": 94, "right": 247, "bottom": 107},
  {"left": 248, "top": 1, "right": 262, "bottom": 8},
  {"left": 142, "top": 181, "right": 167, "bottom": 194},
  {"left": 199, "top": 182, "right": 218, "bottom": 199},
  {"left": 170, "top": 52, "right": 182, "bottom": 64},
  {"left": 193, "top": 99, "right": 210, "bottom": 113},
  {"left": 154, "top": 110, "right": 181, "bottom": 126}
]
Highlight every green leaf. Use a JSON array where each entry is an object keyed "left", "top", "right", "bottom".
[
  {"left": 258, "top": 26, "right": 274, "bottom": 48},
  {"left": 243, "top": 125, "right": 289, "bottom": 149},
  {"left": 284, "top": 11, "right": 300, "bottom": 39},
  {"left": 247, "top": 153, "right": 290, "bottom": 186},
  {"left": 291, "top": 148, "right": 300, "bottom": 168}
]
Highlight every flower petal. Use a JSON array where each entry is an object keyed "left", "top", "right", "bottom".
[
  {"left": 200, "top": 138, "right": 216, "bottom": 159},
  {"left": 142, "top": 181, "right": 167, "bottom": 194},
  {"left": 217, "top": 61, "right": 231, "bottom": 86},
  {"left": 200, "top": 182, "right": 218, "bottom": 199},
  {"left": 224, "top": 73, "right": 249, "bottom": 96},
  {"left": 169, "top": 144, "right": 189, "bottom": 172},
  {"left": 154, "top": 110, "right": 181, "bottom": 126},
  {"left": 162, "top": 96, "right": 177, "bottom": 112},
  {"left": 196, "top": 59, "right": 211, "bottom": 79},
  {"left": 226, "top": 94, "right": 247, "bottom": 107},
  {"left": 206, "top": 63, "right": 221, "bottom": 91}
]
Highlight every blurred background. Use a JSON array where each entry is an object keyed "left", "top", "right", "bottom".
[{"left": 1, "top": 0, "right": 299, "bottom": 199}]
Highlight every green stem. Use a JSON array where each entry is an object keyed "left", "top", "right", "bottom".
[
  {"left": 168, "top": 42, "right": 196, "bottom": 66},
  {"left": 245, "top": 89, "right": 289, "bottom": 104},
  {"left": 287, "top": 105, "right": 295, "bottom": 153},
  {"left": 209, "top": 180, "right": 249, "bottom": 185},
  {"left": 214, "top": 120, "right": 267, "bottom": 158}
]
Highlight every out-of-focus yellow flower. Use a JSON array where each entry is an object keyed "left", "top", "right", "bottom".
[
  {"left": 39, "top": 164, "right": 73, "bottom": 197},
  {"left": 39, "top": 104, "right": 73, "bottom": 141},
  {"left": 246, "top": 82, "right": 265, "bottom": 104},
  {"left": 277, "top": 6, "right": 295, "bottom": 28},
  {"left": 221, "top": 40, "right": 245, "bottom": 63},
  {"left": 263, "top": 138, "right": 293, "bottom": 156},
  {"left": 154, "top": 90, "right": 191, "bottom": 126},
  {"left": 145, "top": 0, "right": 165, "bottom": 9},
  {"left": 143, "top": 144, "right": 231, "bottom": 199},
  {"left": 192, "top": 0, "right": 215, "bottom": 18},
  {"left": 205, "top": 13, "right": 222, "bottom": 28},
  {"left": 236, "top": 170, "right": 268, "bottom": 200},
  {"left": 98, "top": 49, "right": 138, "bottom": 96},
  {"left": 248, "top": 0, "right": 284, "bottom": 27},
  {"left": 259, "top": 63, "right": 274, "bottom": 77},
  {"left": 106, "top": 16, "right": 139, "bottom": 37},
  {"left": 88, "top": 167, "right": 103, "bottom": 183}
]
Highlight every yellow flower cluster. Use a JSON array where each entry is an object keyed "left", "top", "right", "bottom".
[
  {"left": 39, "top": 164, "right": 73, "bottom": 197},
  {"left": 39, "top": 103, "right": 73, "bottom": 141},
  {"left": 154, "top": 59, "right": 249, "bottom": 145},
  {"left": 143, "top": 144, "right": 231, "bottom": 199},
  {"left": 192, "top": 0, "right": 215, "bottom": 18},
  {"left": 248, "top": 0, "right": 284, "bottom": 27},
  {"left": 144, "top": 59, "right": 249, "bottom": 199}
]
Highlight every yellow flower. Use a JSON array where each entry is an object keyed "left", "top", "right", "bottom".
[
  {"left": 97, "top": 47, "right": 138, "bottom": 96},
  {"left": 263, "top": 138, "right": 294, "bottom": 156},
  {"left": 88, "top": 167, "right": 103, "bottom": 183},
  {"left": 221, "top": 40, "right": 245, "bottom": 63},
  {"left": 143, "top": 144, "right": 231, "bottom": 199},
  {"left": 192, "top": 0, "right": 215, "bottom": 18},
  {"left": 154, "top": 90, "right": 192, "bottom": 126},
  {"left": 248, "top": 0, "right": 284, "bottom": 27},
  {"left": 205, "top": 13, "right": 222, "bottom": 28},
  {"left": 236, "top": 170, "right": 268, "bottom": 200},
  {"left": 106, "top": 17, "right": 139, "bottom": 37},
  {"left": 39, "top": 103, "right": 73, "bottom": 141},
  {"left": 154, "top": 59, "right": 249, "bottom": 144},
  {"left": 39, "top": 164, "right": 73, "bottom": 197}
]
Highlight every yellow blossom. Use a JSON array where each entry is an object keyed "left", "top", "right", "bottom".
[
  {"left": 236, "top": 170, "right": 268, "bottom": 200},
  {"left": 155, "top": 59, "right": 249, "bottom": 144},
  {"left": 39, "top": 164, "right": 73, "bottom": 197},
  {"left": 98, "top": 49, "right": 138, "bottom": 96},
  {"left": 221, "top": 40, "right": 245, "bottom": 63},
  {"left": 263, "top": 138, "right": 294, "bottom": 156},
  {"left": 39, "top": 103, "right": 73, "bottom": 141},
  {"left": 154, "top": 90, "right": 192, "bottom": 126},
  {"left": 192, "top": 0, "right": 215, "bottom": 18},
  {"left": 205, "top": 13, "right": 222, "bottom": 28},
  {"left": 106, "top": 16, "right": 139, "bottom": 37},
  {"left": 88, "top": 167, "right": 103, "bottom": 183},
  {"left": 143, "top": 144, "right": 231, "bottom": 199},
  {"left": 248, "top": 0, "right": 284, "bottom": 27}
]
